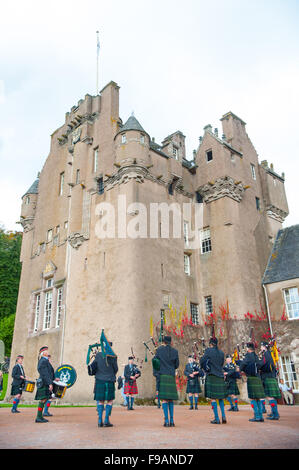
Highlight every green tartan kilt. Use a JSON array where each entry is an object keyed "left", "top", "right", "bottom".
[
  {"left": 205, "top": 375, "right": 227, "bottom": 399},
  {"left": 35, "top": 386, "right": 51, "bottom": 401},
  {"left": 11, "top": 385, "right": 23, "bottom": 396},
  {"left": 247, "top": 376, "right": 265, "bottom": 399},
  {"left": 263, "top": 378, "right": 281, "bottom": 399},
  {"left": 226, "top": 380, "right": 240, "bottom": 396},
  {"left": 186, "top": 378, "right": 201, "bottom": 394},
  {"left": 159, "top": 375, "right": 178, "bottom": 400},
  {"left": 94, "top": 380, "right": 115, "bottom": 402}
]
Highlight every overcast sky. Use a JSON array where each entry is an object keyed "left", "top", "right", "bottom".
[{"left": 0, "top": 0, "right": 298, "bottom": 231}]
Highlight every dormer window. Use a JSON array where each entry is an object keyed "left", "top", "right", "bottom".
[
  {"left": 121, "top": 134, "right": 127, "bottom": 144},
  {"left": 206, "top": 150, "right": 213, "bottom": 162}
]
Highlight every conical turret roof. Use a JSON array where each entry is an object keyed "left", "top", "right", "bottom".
[{"left": 22, "top": 178, "right": 39, "bottom": 198}]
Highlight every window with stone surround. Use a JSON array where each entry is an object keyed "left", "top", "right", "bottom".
[
  {"left": 250, "top": 163, "right": 256, "bottom": 180},
  {"left": 280, "top": 355, "right": 298, "bottom": 392},
  {"left": 190, "top": 303, "right": 199, "bottom": 325},
  {"left": 43, "top": 290, "right": 52, "bottom": 330},
  {"left": 184, "top": 254, "right": 191, "bottom": 275},
  {"left": 256, "top": 197, "right": 261, "bottom": 211},
  {"left": 121, "top": 134, "right": 127, "bottom": 144},
  {"left": 76, "top": 169, "right": 80, "bottom": 184},
  {"left": 33, "top": 294, "right": 41, "bottom": 332},
  {"left": 206, "top": 150, "right": 213, "bottom": 162},
  {"left": 283, "top": 287, "right": 299, "bottom": 320},
  {"left": 94, "top": 148, "right": 99, "bottom": 173},
  {"left": 56, "top": 287, "right": 63, "bottom": 328},
  {"left": 183, "top": 221, "right": 189, "bottom": 247},
  {"left": 47, "top": 229, "right": 53, "bottom": 243},
  {"left": 204, "top": 295, "right": 213, "bottom": 315},
  {"left": 200, "top": 227, "right": 212, "bottom": 253},
  {"left": 173, "top": 146, "right": 179, "bottom": 160},
  {"left": 140, "top": 134, "right": 145, "bottom": 144},
  {"left": 59, "top": 172, "right": 64, "bottom": 196}
]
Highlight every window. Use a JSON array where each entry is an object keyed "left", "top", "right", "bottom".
[
  {"left": 56, "top": 287, "right": 63, "bottom": 328},
  {"left": 140, "top": 134, "right": 145, "bottom": 144},
  {"left": 98, "top": 177, "right": 104, "bottom": 195},
  {"left": 43, "top": 290, "right": 52, "bottom": 330},
  {"left": 121, "top": 134, "right": 127, "bottom": 144},
  {"left": 76, "top": 169, "right": 80, "bottom": 184},
  {"left": 251, "top": 164, "right": 256, "bottom": 180},
  {"left": 55, "top": 225, "right": 60, "bottom": 234},
  {"left": 205, "top": 295, "right": 213, "bottom": 315},
  {"left": 256, "top": 197, "right": 260, "bottom": 211},
  {"left": 281, "top": 355, "right": 298, "bottom": 392},
  {"left": 46, "top": 278, "right": 53, "bottom": 289},
  {"left": 94, "top": 148, "right": 99, "bottom": 173},
  {"left": 64, "top": 221, "right": 68, "bottom": 229},
  {"left": 283, "top": 287, "right": 299, "bottom": 320},
  {"left": 183, "top": 221, "right": 189, "bottom": 247},
  {"left": 162, "top": 295, "right": 170, "bottom": 309},
  {"left": 25, "top": 196, "right": 30, "bottom": 205},
  {"left": 168, "top": 182, "right": 174, "bottom": 195},
  {"left": 34, "top": 294, "right": 41, "bottom": 332},
  {"left": 184, "top": 254, "right": 191, "bottom": 275},
  {"left": 173, "top": 147, "right": 178, "bottom": 160},
  {"left": 196, "top": 192, "right": 203, "bottom": 203},
  {"left": 200, "top": 227, "right": 212, "bottom": 253},
  {"left": 47, "top": 229, "right": 53, "bottom": 243},
  {"left": 59, "top": 172, "right": 64, "bottom": 196},
  {"left": 190, "top": 303, "right": 199, "bottom": 325},
  {"left": 206, "top": 150, "right": 213, "bottom": 162}
]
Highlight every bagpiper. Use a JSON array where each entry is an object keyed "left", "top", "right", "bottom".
[
  {"left": 153, "top": 336, "right": 179, "bottom": 427},
  {"left": 123, "top": 356, "right": 141, "bottom": 410},
  {"left": 34, "top": 346, "right": 56, "bottom": 423},
  {"left": 184, "top": 355, "right": 203, "bottom": 410},
  {"left": 223, "top": 354, "right": 240, "bottom": 412},
  {"left": 239, "top": 342, "right": 265, "bottom": 422},
  {"left": 43, "top": 354, "right": 55, "bottom": 417},
  {"left": 260, "top": 341, "right": 280, "bottom": 420},
  {"left": 200, "top": 337, "right": 227, "bottom": 424},
  {"left": 11, "top": 355, "right": 25, "bottom": 414}
]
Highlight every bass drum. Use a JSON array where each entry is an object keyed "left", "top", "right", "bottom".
[{"left": 54, "top": 364, "right": 77, "bottom": 389}]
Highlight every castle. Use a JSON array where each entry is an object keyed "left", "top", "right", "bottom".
[{"left": 8, "top": 80, "right": 292, "bottom": 403}]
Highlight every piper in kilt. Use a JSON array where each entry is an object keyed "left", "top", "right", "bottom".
[
  {"left": 88, "top": 341, "right": 118, "bottom": 428},
  {"left": 124, "top": 357, "right": 141, "bottom": 410},
  {"left": 200, "top": 337, "right": 227, "bottom": 424},
  {"left": 223, "top": 355, "right": 240, "bottom": 412},
  {"left": 34, "top": 346, "right": 56, "bottom": 423},
  {"left": 11, "top": 355, "right": 25, "bottom": 414},
  {"left": 43, "top": 354, "right": 55, "bottom": 417},
  {"left": 153, "top": 336, "right": 179, "bottom": 427},
  {"left": 184, "top": 356, "right": 203, "bottom": 410},
  {"left": 239, "top": 342, "right": 265, "bottom": 422},
  {"left": 260, "top": 341, "right": 280, "bottom": 420}
]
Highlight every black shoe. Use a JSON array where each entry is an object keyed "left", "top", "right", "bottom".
[
  {"left": 35, "top": 417, "right": 49, "bottom": 423},
  {"left": 129, "top": 407, "right": 134, "bottom": 410},
  {"left": 189, "top": 406, "right": 194, "bottom": 410},
  {"left": 210, "top": 419, "right": 220, "bottom": 424},
  {"left": 43, "top": 413, "right": 53, "bottom": 417},
  {"left": 98, "top": 422, "right": 104, "bottom": 427},
  {"left": 11, "top": 409, "right": 20, "bottom": 413},
  {"left": 164, "top": 422, "right": 169, "bottom": 427},
  {"left": 249, "top": 418, "right": 264, "bottom": 422},
  {"left": 222, "top": 418, "right": 227, "bottom": 424},
  {"left": 228, "top": 407, "right": 235, "bottom": 411},
  {"left": 169, "top": 422, "right": 175, "bottom": 427},
  {"left": 104, "top": 422, "right": 113, "bottom": 427},
  {"left": 266, "top": 415, "right": 279, "bottom": 420},
  {"left": 195, "top": 406, "right": 198, "bottom": 410}
]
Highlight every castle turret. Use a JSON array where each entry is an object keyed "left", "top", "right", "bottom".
[
  {"left": 20, "top": 176, "right": 39, "bottom": 232},
  {"left": 114, "top": 114, "right": 151, "bottom": 167}
]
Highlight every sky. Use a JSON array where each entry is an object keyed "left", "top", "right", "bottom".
[{"left": 0, "top": 0, "right": 298, "bottom": 231}]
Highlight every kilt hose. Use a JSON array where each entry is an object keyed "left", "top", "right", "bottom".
[
  {"left": 159, "top": 375, "right": 178, "bottom": 401},
  {"left": 205, "top": 374, "right": 228, "bottom": 399},
  {"left": 186, "top": 378, "right": 201, "bottom": 394},
  {"left": 124, "top": 379, "right": 138, "bottom": 395},
  {"left": 94, "top": 379, "right": 115, "bottom": 402},
  {"left": 226, "top": 380, "right": 240, "bottom": 396},
  {"left": 35, "top": 386, "right": 51, "bottom": 401},
  {"left": 11, "top": 385, "right": 23, "bottom": 396},
  {"left": 246, "top": 376, "right": 265, "bottom": 399},
  {"left": 262, "top": 377, "right": 281, "bottom": 399}
]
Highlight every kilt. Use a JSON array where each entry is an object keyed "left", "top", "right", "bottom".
[
  {"left": 247, "top": 376, "right": 265, "bottom": 399},
  {"left": 226, "top": 380, "right": 240, "bottom": 396},
  {"left": 186, "top": 378, "right": 201, "bottom": 394},
  {"left": 94, "top": 379, "right": 115, "bottom": 402},
  {"left": 262, "top": 378, "right": 281, "bottom": 399},
  {"left": 205, "top": 374, "right": 227, "bottom": 399},
  {"left": 11, "top": 385, "right": 23, "bottom": 396},
  {"left": 124, "top": 380, "right": 138, "bottom": 395},
  {"left": 35, "top": 386, "right": 51, "bottom": 401},
  {"left": 159, "top": 375, "right": 178, "bottom": 400}
]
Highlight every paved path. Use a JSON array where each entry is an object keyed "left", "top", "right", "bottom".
[{"left": 1, "top": 405, "right": 298, "bottom": 449}]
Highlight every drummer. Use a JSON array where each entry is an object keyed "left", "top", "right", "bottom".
[
  {"left": 43, "top": 355, "right": 55, "bottom": 417},
  {"left": 11, "top": 355, "right": 26, "bottom": 414},
  {"left": 34, "top": 346, "right": 56, "bottom": 423}
]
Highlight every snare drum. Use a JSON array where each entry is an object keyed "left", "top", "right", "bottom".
[
  {"left": 23, "top": 380, "right": 35, "bottom": 393},
  {"left": 52, "top": 381, "right": 67, "bottom": 399}
]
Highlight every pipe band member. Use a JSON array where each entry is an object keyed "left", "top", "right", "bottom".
[
  {"left": 88, "top": 342, "right": 118, "bottom": 428},
  {"left": 124, "top": 357, "right": 141, "bottom": 410},
  {"left": 153, "top": 336, "right": 179, "bottom": 427},
  {"left": 34, "top": 346, "right": 55, "bottom": 423},
  {"left": 43, "top": 354, "right": 55, "bottom": 417},
  {"left": 200, "top": 337, "right": 227, "bottom": 424},
  {"left": 223, "top": 354, "right": 240, "bottom": 412},
  {"left": 260, "top": 341, "right": 280, "bottom": 420},
  {"left": 239, "top": 342, "right": 265, "bottom": 422},
  {"left": 11, "top": 355, "right": 25, "bottom": 414},
  {"left": 184, "top": 355, "right": 203, "bottom": 410}
]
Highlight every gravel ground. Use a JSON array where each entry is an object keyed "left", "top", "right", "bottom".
[{"left": 0, "top": 405, "right": 298, "bottom": 449}]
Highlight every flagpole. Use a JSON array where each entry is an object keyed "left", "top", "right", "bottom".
[{"left": 96, "top": 30, "right": 100, "bottom": 95}]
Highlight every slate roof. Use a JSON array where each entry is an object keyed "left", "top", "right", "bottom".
[
  {"left": 119, "top": 115, "right": 146, "bottom": 134},
  {"left": 262, "top": 225, "right": 299, "bottom": 285},
  {"left": 22, "top": 178, "right": 39, "bottom": 198}
]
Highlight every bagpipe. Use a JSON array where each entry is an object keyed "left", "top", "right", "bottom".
[{"left": 86, "top": 329, "right": 117, "bottom": 366}]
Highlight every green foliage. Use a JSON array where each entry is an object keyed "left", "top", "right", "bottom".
[
  {"left": 0, "top": 226, "right": 22, "bottom": 355},
  {"left": 0, "top": 373, "right": 8, "bottom": 400}
]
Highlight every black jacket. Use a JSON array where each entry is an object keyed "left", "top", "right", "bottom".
[
  {"left": 124, "top": 364, "right": 141, "bottom": 383},
  {"left": 239, "top": 352, "right": 262, "bottom": 377},
  {"left": 154, "top": 345, "right": 179, "bottom": 376},
  {"left": 184, "top": 362, "right": 204, "bottom": 380},
  {"left": 260, "top": 350, "right": 277, "bottom": 379},
  {"left": 200, "top": 347, "right": 225, "bottom": 378},
  {"left": 37, "top": 357, "right": 55, "bottom": 386},
  {"left": 223, "top": 363, "right": 240, "bottom": 382},
  {"left": 11, "top": 364, "right": 25, "bottom": 387},
  {"left": 88, "top": 352, "right": 118, "bottom": 382}
]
